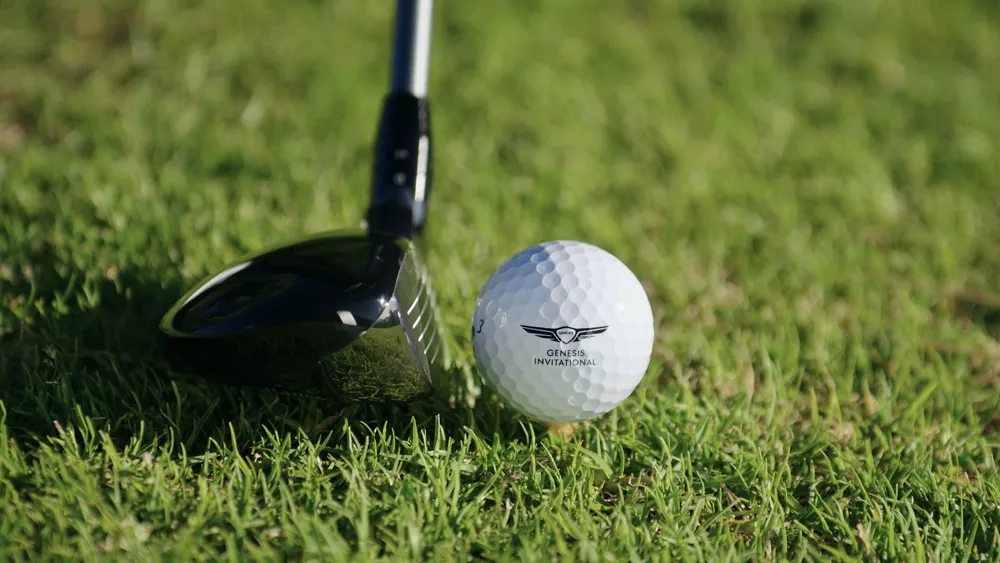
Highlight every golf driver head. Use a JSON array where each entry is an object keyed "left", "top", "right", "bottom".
[
  {"left": 159, "top": 0, "right": 445, "bottom": 402},
  {"left": 160, "top": 230, "right": 449, "bottom": 402}
]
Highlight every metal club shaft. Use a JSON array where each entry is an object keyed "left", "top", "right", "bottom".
[
  {"left": 390, "top": 0, "right": 433, "bottom": 97},
  {"left": 367, "top": 0, "right": 435, "bottom": 239}
]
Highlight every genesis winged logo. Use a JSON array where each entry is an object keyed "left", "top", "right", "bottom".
[{"left": 521, "top": 324, "right": 608, "bottom": 345}]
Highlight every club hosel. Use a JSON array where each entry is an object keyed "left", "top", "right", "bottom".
[{"left": 367, "top": 92, "right": 432, "bottom": 240}]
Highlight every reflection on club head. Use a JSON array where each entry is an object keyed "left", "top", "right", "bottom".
[{"left": 160, "top": 230, "right": 449, "bottom": 403}]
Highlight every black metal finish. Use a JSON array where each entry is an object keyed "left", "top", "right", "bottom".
[
  {"left": 160, "top": 231, "right": 440, "bottom": 402},
  {"left": 158, "top": 0, "right": 445, "bottom": 403},
  {"left": 367, "top": 93, "right": 432, "bottom": 238}
]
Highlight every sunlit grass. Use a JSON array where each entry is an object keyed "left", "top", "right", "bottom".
[{"left": 2, "top": 0, "right": 999, "bottom": 559}]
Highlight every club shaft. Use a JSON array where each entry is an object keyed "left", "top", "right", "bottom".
[
  {"left": 367, "top": 0, "right": 433, "bottom": 238},
  {"left": 391, "top": 0, "right": 433, "bottom": 97}
]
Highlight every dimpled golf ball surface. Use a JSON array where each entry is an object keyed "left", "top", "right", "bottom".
[{"left": 472, "top": 241, "right": 654, "bottom": 423}]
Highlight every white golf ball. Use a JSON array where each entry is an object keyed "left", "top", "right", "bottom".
[{"left": 471, "top": 240, "right": 654, "bottom": 423}]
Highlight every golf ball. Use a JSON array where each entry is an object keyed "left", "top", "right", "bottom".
[{"left": 471, "top": 241, "right": 654, "bottom": 423}]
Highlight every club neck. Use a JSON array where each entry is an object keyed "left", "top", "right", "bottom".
[{"left": 391, "top": 0, "right": 433, "bottom": 98}]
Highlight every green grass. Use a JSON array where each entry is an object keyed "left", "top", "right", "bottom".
[{"left": 2, "top": 0, "right": 1000, "bottom": 559}]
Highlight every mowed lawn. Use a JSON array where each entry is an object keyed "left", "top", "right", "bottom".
[{"left": 2, "top": 0, "right": 1000, "bottom": 560}]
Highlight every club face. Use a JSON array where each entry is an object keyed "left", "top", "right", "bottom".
[
  {"left": 161, "top": 0, "right": 441, "bottom": 403},
  {"left": 160, "top": 230, "right": 448, "bottom": 402}
]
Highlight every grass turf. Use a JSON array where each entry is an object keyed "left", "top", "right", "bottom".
[{"left": 2, "top": 0, "right": 1000, "bottom": 559}]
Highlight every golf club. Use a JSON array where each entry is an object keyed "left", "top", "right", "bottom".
[{"left": 159, "top": 0, "right": 449, "bottom": 402}]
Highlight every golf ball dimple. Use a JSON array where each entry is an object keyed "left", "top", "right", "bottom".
[{"left": 471, "top": 241, "right": 655, "bottom": 423}]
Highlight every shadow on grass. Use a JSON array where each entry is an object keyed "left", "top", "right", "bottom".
[
  {"left": 949, "top": 288, "right": 1000, "bottom": 341},
  {"left": 0, "top": 257, "right": 528, "bottom": 459},
  {"left": 0, "top": 259, "right": 190, "bottom": 449}
]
